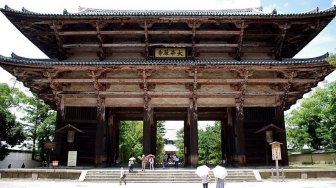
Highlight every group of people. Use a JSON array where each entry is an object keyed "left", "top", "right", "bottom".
[{"left": 162, "top": 153, "right": 179, "bottom": 168}]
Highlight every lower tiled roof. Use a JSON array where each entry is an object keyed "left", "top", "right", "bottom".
[{"left": 0, "top": 53, "right": 329, "bottom": 66}]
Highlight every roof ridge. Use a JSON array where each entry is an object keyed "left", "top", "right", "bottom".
[{"left": 2, "top": 5, "right": 335, "bottom": 16}]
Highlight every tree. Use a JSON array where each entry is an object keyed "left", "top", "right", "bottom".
[
  {"left": 198, "top": 122, "right": 221, "bottom": 164},
  {"left": 286, "top": 81, "right": 336, "bottom": 151},
  {"left": 118, "top": 121, "right": 165, "bottom": 164},
  {"left": 119, "top": 121, "right": 144, "bottom": 163},
  {"left": 175, "top": 128, "right": 185, "bottom": 163},
  {"left": 22, "top": 94, "right": 56, "bottom": 161},
  {"left": 0, "top": 83, "right": 26, "bottom": 160},
  {"left": 175, "top": 122, "right": 222, "bottom": 165}
]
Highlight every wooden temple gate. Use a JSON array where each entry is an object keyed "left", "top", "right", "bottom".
[{"left": 0, "top": 6, "right": 335, "bottom": 167}]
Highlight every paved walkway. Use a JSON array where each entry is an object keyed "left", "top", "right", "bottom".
[{"left": 0, "top": 179, "right": 336, "bottom": 188}]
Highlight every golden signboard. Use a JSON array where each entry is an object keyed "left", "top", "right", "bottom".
[{"left": 154, "top": 48, "right": 186, "bottom": 58}]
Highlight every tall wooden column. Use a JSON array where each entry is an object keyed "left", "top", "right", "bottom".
[
  {"left": 184, "top": 120, "right": 190, "bottom": 166},
  {"left": 95, "top": 96, "right": 106, "bottom": 167},
  {"left": 141, "top": 69, "right": 155, "bottom": 155},
  {"left": 234, "top": 114, "right": 246, "bottom": 165},
  {"left": 276, "top": 106, "right": 289, "bottom": 165},
  {"left": 188, "top": 103, "right": 198, "bottom": 167},
  {"left": 143, "top": 106, "right": 154, "bottom": 155},
  {"left": 232, "top": 69, "right": 251, "bottom": 166},
  {"left": 223, "top": 107, "right": 234, "bottom": 166},
  {"left": 107, "top": 110, "right": 119, "bottom": 166},
  {"left": 221, "top": 119, "right": 226, "bottom": 164},
  {"left": 53, "top": 108, "right": 63, "bottom": 162}
]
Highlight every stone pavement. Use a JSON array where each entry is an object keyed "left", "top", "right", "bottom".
[{"left": 0, "top": 179, "right": 336, "bottom": 188}]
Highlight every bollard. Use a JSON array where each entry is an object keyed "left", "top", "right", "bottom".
[
  {"left": 281, "top": 168, "right": 285, "bottom": 181},
  {"left": 32, "top": 173, "right": 38, "bottom": 180}
]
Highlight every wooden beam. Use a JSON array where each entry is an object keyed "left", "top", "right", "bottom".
[
  {"left": 58, "top": 90, "right": 300, "bottom": 98},
  {"left": 45, "top": 78, "right": 317, "bottom": 84},
  {"left": 62, "top": 43, "right": 238, "bottom": 48},
  {"left": 58, "top": 30, "right": 241, "bottom": 36}
]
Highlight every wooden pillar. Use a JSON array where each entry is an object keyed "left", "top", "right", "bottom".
[
  {"left": 143, "top": 106, "right": 154, "bottom": 155},
  {"left": 220, "top": 119, "right": 226, "bottom": 164},
  {"left": 107, "top": 110, "right": 119, "bottom": 166},
  {"left": 276, "top": 107, "right": 289, "bottom": 165},
  {"left": 188, "top": 105, "right": 198, "bottom": 167},
  {"left": 184, "top": 119, "right": 190, "bottom": 166},
  {"left": 53, "top": 94, "right": 64, "bottom": 162},
  {"left": 52, "top": 110, "right": 63, "bottom": 161},
  {"left": 95, "top": 97, "right": 106, "bottom": 167},
  {"left": 234, "top": 107, "right": 246, "bottom": 166},
  {"left": 224, "top": 107, "right": 234, "bottom": 166}
]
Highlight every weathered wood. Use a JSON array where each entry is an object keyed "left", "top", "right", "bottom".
[
  {"left": 58, "top": 30, "right": 241, "bottom": 36},
  {"left": 48, "top": 78, "right": 317, "bottom": 84}
]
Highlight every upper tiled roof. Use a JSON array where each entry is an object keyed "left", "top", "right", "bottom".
[
  {"left": 1, "top": 5, "right": 336, "bottom": 17},
  {"left": 0, "top": 53, "right": 330, "bottom": 66}
]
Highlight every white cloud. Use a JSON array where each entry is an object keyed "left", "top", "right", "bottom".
[{"left": 333, "top": 0, "right": 336, "bottom": 6}]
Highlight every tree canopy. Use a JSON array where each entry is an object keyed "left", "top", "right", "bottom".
[
  {"left": 118, "top": 121, "right": 165, "bottom": 164},
  {"left": 286, "top": 81, "right": 336, "bottom": 151},
  {"left": 175, "top": 122, "right": 222, "bottom": 164},
  {"left": 0, "top": 83, "right": 26, "bottom": 160}
]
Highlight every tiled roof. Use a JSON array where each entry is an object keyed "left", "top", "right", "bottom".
[
  {"left": 1, "top": 5, "right": 335, "bottom": 17},
  {"left": 0, "top": 53, "right": 329, "bottom": 66}
]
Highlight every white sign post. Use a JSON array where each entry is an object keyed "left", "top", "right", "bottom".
[
  {"left": 67, "top": 151, "right": 77, "bottom": 167},
  {"left": 270, "top": 141, "right": 282, "bottom": 180}
]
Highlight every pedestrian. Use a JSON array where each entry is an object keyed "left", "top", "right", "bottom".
[
  {"left": 201, "top": 173, "right": 211, "bottom": 188},
  {"left": 149, "top": 157, "right": 154, "bottom": 170},
  {"left": 120, "top": 167, "right": 126, "bottom": 185},
  {"left": 128, "top": 159, "right": 134, "bottom": 172},
  {"left": 173, "top": 154, "right": 179, "bottom": 168},
  {"left": 162, "top": 154, "right": 166, "bottom": 169},
  {"left": 21, "top": 163, "right": 25, "bottom": 168},
  {"left": 215, "top": 178, "right": 225, "bottom": 188},
  {"left": 141, "top": 154, "right": 146, "bottom": 171}
]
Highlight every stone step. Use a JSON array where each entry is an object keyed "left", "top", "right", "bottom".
[{"left": 83, "top": 169, "right": 259, "bottom": 183}]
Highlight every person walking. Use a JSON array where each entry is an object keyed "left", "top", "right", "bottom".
[
  {"left": 141, "top": 154, "right": 146, "bottom": 171},
  {"left": 119, "top": 167, "right": 126, "bottom": 185},
  {"left": 201, "top": 173, "right": 211, "bottom": 188},
  {"left": 149, "top": 157, "right": 154, "bottom": 170},
  {"left": 215, "top": 178, "right": 225, "bottom": 188},
  {"left": 173, "top": 154, "right": 179, "bottom": 168},
  {"left": 128, "top": 159, "right": 134, "bottom": 172},
  {"left": 162, "top": 154, "right": 167, "bottom": 169}
]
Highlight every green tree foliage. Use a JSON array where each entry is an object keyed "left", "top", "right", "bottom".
[
  {"left": 286, "top": 81, "right": 336, "bottom": 151},
  {"left": 0, "top": 83, "right": 26, "bottom": 160},
  {"left": 22, "top": 94, "right": 56, "bottom": 161},
  {"left": 155, "top": 122, "right": 165, "bottom": 163},
  {"left": 175, "top": 122, "right": 222, "bottom": 165},
  {"left": 119, "top": 121, "right": 143, "bottom": 163},
  {"left": 198, "top": 122, "right": 222, "bottom": 164},
  {"left": 175, "top": 128, "right": 185, "bottom": 163},
  {"left": 118, "top": 121, "right": 165, "bottom": 163}
]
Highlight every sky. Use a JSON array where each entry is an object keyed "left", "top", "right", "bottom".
[{"left": 0, "top": 0, "right": 335, "bottom": 137}]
